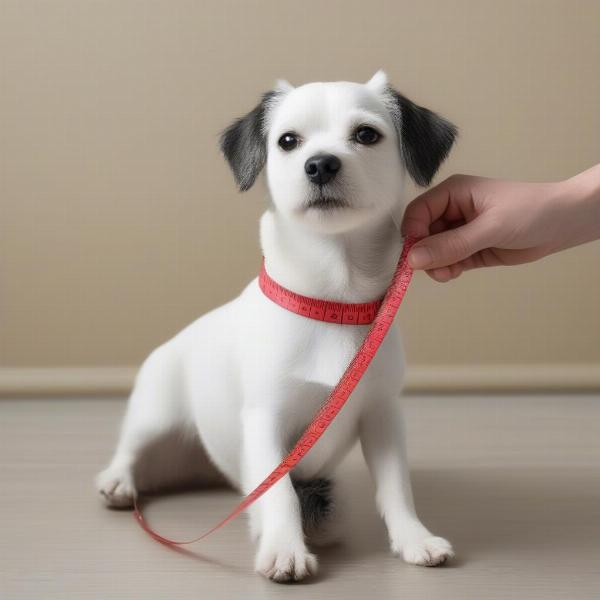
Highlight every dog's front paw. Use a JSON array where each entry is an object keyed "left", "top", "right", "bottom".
[
  {"left": 255, "top": 539, "right": 318, "bottom": 583},
  {"left": 95, "top": 466, "right": 136, "bottom": 509},
  {"left": 394, "top": 535, "right": 454, "bottom": 567}
]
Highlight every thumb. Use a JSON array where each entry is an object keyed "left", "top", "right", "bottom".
[{"left": 408, "top": 218, "right": 494, "bottom": 270}]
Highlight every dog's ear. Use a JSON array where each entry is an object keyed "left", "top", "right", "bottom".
[
  {"left": 220, "top": 82, "right": 292, "bottom": 191},
  {"left": 365, "top": 69, "right": 390, "bottom": 95},
  {"left": 219, "top": 92, "right": 274, "bottom": 191},
  {"left": 385, "top": 87, "right": 458, "bottom": 187},
  {"left": 274, "top": 79, "right": 294, "bottom": 94}
]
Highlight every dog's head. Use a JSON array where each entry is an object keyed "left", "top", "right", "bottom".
[{"left": 220, "top": 71, "right": 457, "bottom": 234}]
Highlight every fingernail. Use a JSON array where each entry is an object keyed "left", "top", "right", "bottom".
[{"left": 408, "top": 246, "right": 432, "bottom": 269}]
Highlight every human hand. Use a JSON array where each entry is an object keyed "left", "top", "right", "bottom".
[{"left": 401, "top": 166, "right": 600, "bottom": 282}]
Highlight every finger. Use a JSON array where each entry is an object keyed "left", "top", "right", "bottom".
[
  {"left": 401, "top": 177, "right": 461, "bottom": 237},
  {"left": 426, "top": 266, "right": 454, "bottom": 282},
  {"left": 426, "top": 261, "right": 464, "bottom": 283},
  {"left": 456, "top": 255, "right": 483, "bottom": 271},
  {"left": 408, "top": 217, "right": 496, "bottom": 270},
  {"left": 448, "top": 262, "right": 464, "bottom": 279},
  {"left": 429, "top": 218, "right": 450, "bottom": 235},
  {"left": 458, "top": 251, "right": 496, "bottom": 271}
]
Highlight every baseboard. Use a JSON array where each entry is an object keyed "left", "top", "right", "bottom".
[
  {"left": 405, "top": 364, "right": 600, "bottom": 392},
  {"left": 0, "top": 364, "right": 598, "bottom": 398},
  {"left": 0, "top": 367, "right": 138, "bottom": 397}
]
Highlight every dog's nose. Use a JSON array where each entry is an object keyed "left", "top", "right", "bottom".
[{"left": 304, "top": 154, "right": 341, "bottom": 185}]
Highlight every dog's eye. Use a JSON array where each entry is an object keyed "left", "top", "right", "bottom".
[
  {"left": 278, "top": 132, "right": 299, "bottom": 151},
  {"left": 353, "top": 126, "right": 381, "bottom": 145}
]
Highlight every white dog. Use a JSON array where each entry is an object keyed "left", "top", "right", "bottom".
[{"left": 96, "top": 70, "right": 457, "bottom": 582}]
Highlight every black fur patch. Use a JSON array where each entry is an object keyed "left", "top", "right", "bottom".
[
  {"left": 219, "top": 91, "right": 279, "bottom": 191},
  {"left": 292, "top": 477, "right": 333, "bottom": 532},
  {"left": 387, "top": 88, "right": 457, "bottom": 186}
]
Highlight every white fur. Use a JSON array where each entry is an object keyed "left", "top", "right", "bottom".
[{"left": 96, "top": 72, "right": 453, "bottom": 581}]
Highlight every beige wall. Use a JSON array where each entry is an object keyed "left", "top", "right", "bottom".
[{"left": 1, "top": 1, "right": 599, "bottom": 384}]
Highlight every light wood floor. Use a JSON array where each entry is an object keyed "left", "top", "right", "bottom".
[{"left": 1, "top": 394, "right": 599, "bottom": 599}]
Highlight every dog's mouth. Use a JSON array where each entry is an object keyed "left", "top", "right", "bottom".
[{"left": 304, "top": 196, "right": 350, "bottom": 211}]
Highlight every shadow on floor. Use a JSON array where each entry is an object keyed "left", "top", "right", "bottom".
[{"left": 318, "top": 465, "right": 600, "bottom": 568}]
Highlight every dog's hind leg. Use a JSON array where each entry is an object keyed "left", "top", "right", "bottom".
[{"left": 95, "top": 345, "right": 189, "bottom": 508}]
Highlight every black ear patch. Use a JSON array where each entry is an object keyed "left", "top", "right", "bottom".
[
  {"left": 387, "top": 89, "right": 457, "bottom": 187},
  {"left": 219, "top": 91, "right": 278, "bottom": 191}
]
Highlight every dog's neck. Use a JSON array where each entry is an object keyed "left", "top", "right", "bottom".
[{"left": 259, "top": 209, "right": 404, "bottom": 303}]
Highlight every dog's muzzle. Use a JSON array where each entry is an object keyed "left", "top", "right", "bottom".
[
  {"left": 304, "top": 196, "right": 349, "bottom": 210},
  {"left": 304, "top": 153, "right": 341, "bottom": 185}
]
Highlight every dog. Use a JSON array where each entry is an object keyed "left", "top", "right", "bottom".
[{"left": 96, "top": 70, "right": 457, "bottom": 582}]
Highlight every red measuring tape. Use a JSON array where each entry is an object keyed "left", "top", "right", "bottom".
[
  {"left": 259, "top": 260, "right": 384, "bottom": 325},
  {"left": 133, "top": 236, "right": 417, "bottom": 545}
]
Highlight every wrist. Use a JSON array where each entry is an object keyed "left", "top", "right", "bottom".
[{"left": 555, "top": 165, "right": 600, "bottom": 249}]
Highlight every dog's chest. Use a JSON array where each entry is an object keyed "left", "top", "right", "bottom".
[
  {"left": 288, "top": 323, "right": 365, "bottom": 388},
  {"left": 227, "top": 284, "right": 406, "bottom": 480},
  {"left": 266, "top": 320, "right": 402, "bottom": 478}
]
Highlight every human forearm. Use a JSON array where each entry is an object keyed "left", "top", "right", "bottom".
[{"left": 558, "top": 163, "right": 600, "bottom": 251}]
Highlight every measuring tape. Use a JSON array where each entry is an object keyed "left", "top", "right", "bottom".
[
  {"left": 133, "top": 236, "right": 417, "bottom": 545},
  {"left": 259, "top": 259, "right": 384, "bottom": 325}
]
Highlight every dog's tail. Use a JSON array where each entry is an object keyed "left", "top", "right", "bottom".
[{"left": 292, "top": 477, "right": 334, "bottom": 534}]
